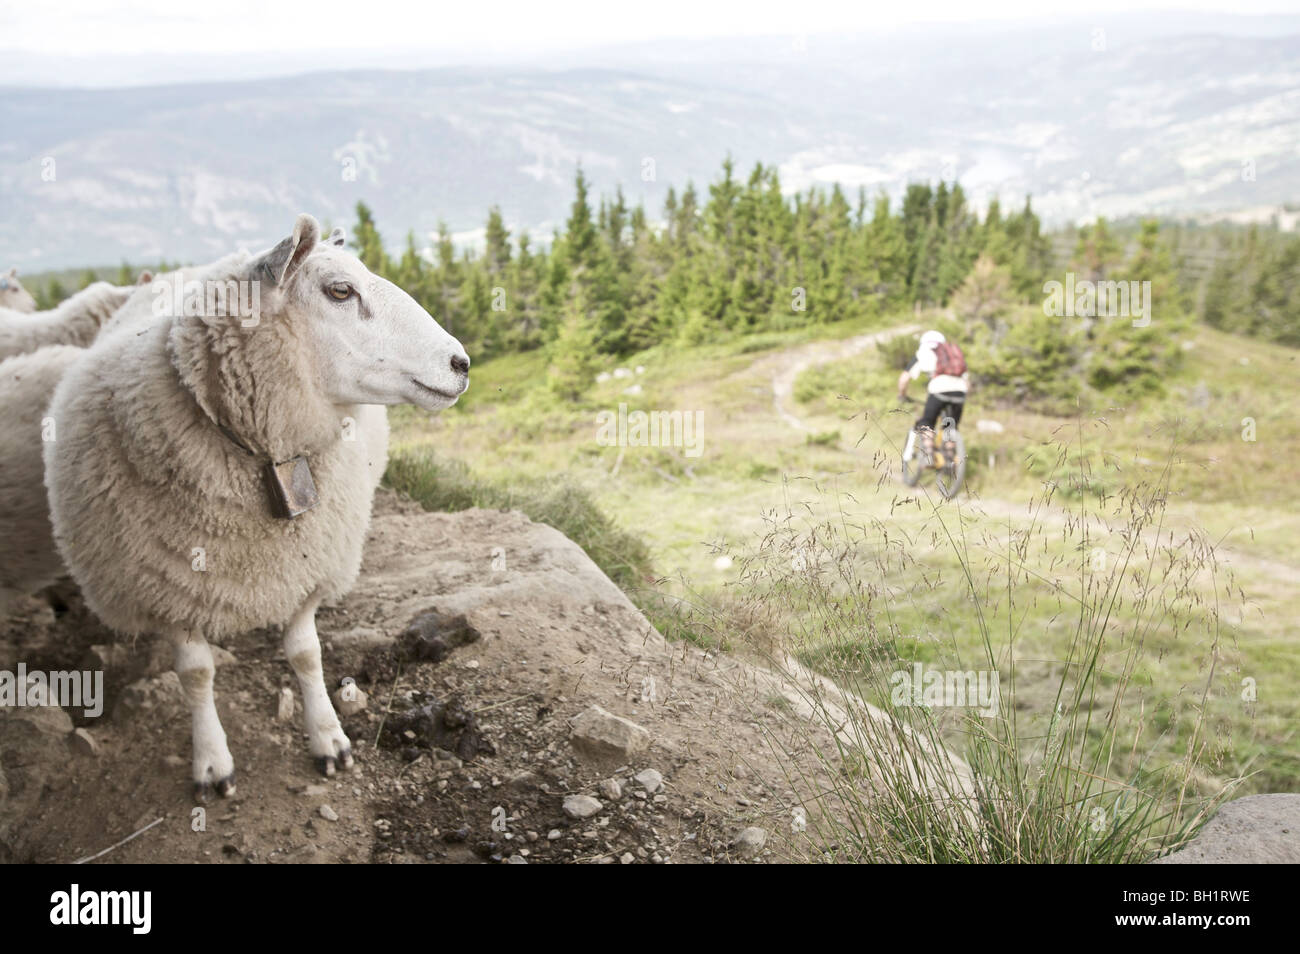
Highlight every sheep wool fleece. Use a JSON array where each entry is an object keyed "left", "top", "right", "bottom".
[
  {"left": 44, "top": 258, "right": 389, "bottom": 642},
  {"left": 0, "top": 281, "right": 132, "bottom": 361},
  {"left": 0, "top": 345, "right": 85, "bottom": 608}
]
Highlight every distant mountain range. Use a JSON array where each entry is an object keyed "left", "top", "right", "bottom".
[{"left": 2, "top": 15, "right": 1298, "bottom": 269}]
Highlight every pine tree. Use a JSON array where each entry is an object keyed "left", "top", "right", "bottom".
[
  {"left": 951, "top": 254, "right": 1013, "bottom": 328},
  {"left": 351, "top": 202, "right": 389, "bottom": 273},
  {"left": 485, "top": 207, "right": 511, "bottom": 276},
  {"left": 546, "top": 279, "right": 600, "bottom": 400}
]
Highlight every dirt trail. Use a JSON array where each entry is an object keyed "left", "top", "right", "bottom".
[
  {"left": 756, "top": 323, "right": 1299, "bottom": 589},
  {"left": 762, "top": 324, "right": 919, "bottom": 433}
]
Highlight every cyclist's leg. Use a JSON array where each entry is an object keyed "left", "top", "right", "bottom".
[
  {"left": 916, "top": 393, "right": 943, "bottom": 455},
  {"left": 944, "top": 392, "right": 965, "bottom": 428},
  {"left": 915, "top": 393, "right": 943, "bottom": 431},
  {"left": 936, "top": 393, "right": 965, "bottom": 464}
]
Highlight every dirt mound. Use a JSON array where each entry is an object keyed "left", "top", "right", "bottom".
[{"left": 0, "top": 490, "right": 839, "bottom": 864}]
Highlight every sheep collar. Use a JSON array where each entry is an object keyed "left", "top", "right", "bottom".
[{"left": 171, "top": 358, "right": 320, "bottom": 520}]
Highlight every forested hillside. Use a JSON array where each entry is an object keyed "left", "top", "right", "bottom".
[{"left": 31, "top": 159, "right": 1300, "bottom": 395}]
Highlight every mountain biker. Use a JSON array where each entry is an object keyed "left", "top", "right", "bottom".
[{"left": 897, "top": 330, "right": 968, "bottom": 462}]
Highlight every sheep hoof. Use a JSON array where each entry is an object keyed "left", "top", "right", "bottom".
[
  {"left": 315, "top": 747, "right": 353, "bottom": 777},
  {"left": 193, "top": 773, "right": 237, "bottom": 802}
]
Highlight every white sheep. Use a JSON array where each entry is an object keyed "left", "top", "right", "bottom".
[
  {"left": 0, "top": 268, "right": 36, "bottom": 312},
  {"left": 0, "top": 246, "right": 336, "bottom": 617},
  {"left": 0, "top": 345, "right": 86, "bottom": 612},
  {"left": 0, "top": 281, "right": 134, "bottom": 361},
  {"left": 44, "top": 214, "right": 470, "bottom": 799}
]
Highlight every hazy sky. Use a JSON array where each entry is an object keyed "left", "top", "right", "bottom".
[{"left": 3, "top": 0, "right": 1296, "bottom": 56}]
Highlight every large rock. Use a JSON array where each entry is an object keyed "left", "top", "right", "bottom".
[
  {"left": 0, "top": 706, "right": 75, "bottom": 859},
  {"left": 0, "top": 489, "right": 959, "bottom": 863},
  {"left": 569, "top": 705, "right": 650, "bottom": 763},
  {"left": 1154, "top": 794, "right": 1300, "bottom": 864}
]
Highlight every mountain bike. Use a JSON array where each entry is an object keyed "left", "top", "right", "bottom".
[{"left": 900, "top": 395, "right": 966, "bottom": 499}]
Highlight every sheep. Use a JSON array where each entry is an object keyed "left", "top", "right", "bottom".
[
  {"left": 0, "top": 345, "right": 85, "bottom": 612},
  {"left": 0, "top": 250, "right": 332, "bottom": 617},
  {"left": 0, "top": 281, "right": 134, "bottom": 361},
  {"left": 44, "top": 213, "right": 470, "bottom": 799},
  {"left": 0, "top": 268, "right": 36, "bottom": 312}
]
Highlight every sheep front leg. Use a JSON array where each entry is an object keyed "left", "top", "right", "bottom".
[
  {"left": 174, "top": 633, "right": 236, "bottom": 801},
  {"left": 283, "top": 599, "right": 353, "bottom": 776}
]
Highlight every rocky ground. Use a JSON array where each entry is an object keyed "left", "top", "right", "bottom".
[
  {"left": 4, "top": 488, "right": 1293, "bottom": 864},
  {"left": 0, "top": 490, "right": 841, "bottom": 864}
]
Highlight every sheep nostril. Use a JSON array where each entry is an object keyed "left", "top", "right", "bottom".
[{"left": 450, "top": 354, "right": 470, "bottom": 375}]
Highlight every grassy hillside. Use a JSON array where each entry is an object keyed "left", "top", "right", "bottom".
[{"left": 385, "top": 309, "right": 1298, "bottom": 835}]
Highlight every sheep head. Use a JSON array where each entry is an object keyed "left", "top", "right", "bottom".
[
  {"left": 0, "top": 267, "right": 37, "bottom": 312},
  {"left": 248, "top": 214, "right": 470, "bottom": 412}
]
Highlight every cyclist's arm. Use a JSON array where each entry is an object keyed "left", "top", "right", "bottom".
[{"left": 898, "top": 361, "right": 921, "bottom": 398}]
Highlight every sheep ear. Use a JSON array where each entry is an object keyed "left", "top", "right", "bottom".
[
  {"left": 326, "top": 227, "right": 346, "bottom": 248},
  {"left": 136, "top": 270, "right": 153, "bottom": 285},
  {"left": 256, "top": 214, "right": 321, "bottom": 286}
]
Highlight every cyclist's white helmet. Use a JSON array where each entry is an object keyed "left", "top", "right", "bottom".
[{"left": 918, "top": 330, "right": 945, "bottom": 356}]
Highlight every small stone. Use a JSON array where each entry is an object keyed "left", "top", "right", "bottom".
[
  {"left": 319, "top": 805, "right": 339, "bottom": 822},
  {"left": 276, "top": 687, "right": 295, "bottom": 722},
  {"left": 635, "top": 769, "right": 664, "bottom": 793},
  {"left": 547, "top": 829, "right": 562, "bottom": 841},
  {"left": 507, "top": 854, "right": 527, "bottom": 864},
  {"left": 303, "top": 783, "right": 328, "bottom": 797},
  {"left": 599, "top": 778, "right": 623, "bottom": 801},
  {"left": 402, "top": 609, "right": 482, "bottom": 662},
  {"left": 507, "top": 770, "right": 539, "bottom": 791},
  {"left": 11, "top": 705, "right": 73, "bottom": 735},
  {"left": 620, "top": 852, "right": 635, "bottom": 864},
  {"left": 569, "top": 705, "right": 650, "bottom": 763},
  {"left": 733, "top": 827, "right": 767, "bottom": 857},
  {"left": 563, "top": 795, "right": 603, "bottom": 820},
  {"left": 332, "top": 684, "right": 368, "bottom": 716},
  {"left": 70, "top": 727, "right": 99, "bottom": 757},
  {"left": 116, "top": 672, "right": 184, "bottom": 714}
]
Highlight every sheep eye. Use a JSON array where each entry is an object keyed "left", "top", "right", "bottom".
[{"left": 327, "top": 282, "right": 353, "bottom": 301}]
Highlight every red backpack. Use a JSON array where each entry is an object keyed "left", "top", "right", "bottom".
[{"left": 933, "top": 341, "right": 967, "bottom": 376}]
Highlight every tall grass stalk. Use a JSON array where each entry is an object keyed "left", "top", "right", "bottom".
[{"left": 697, "top": 412, "right": 1245, "bottom": 862}]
